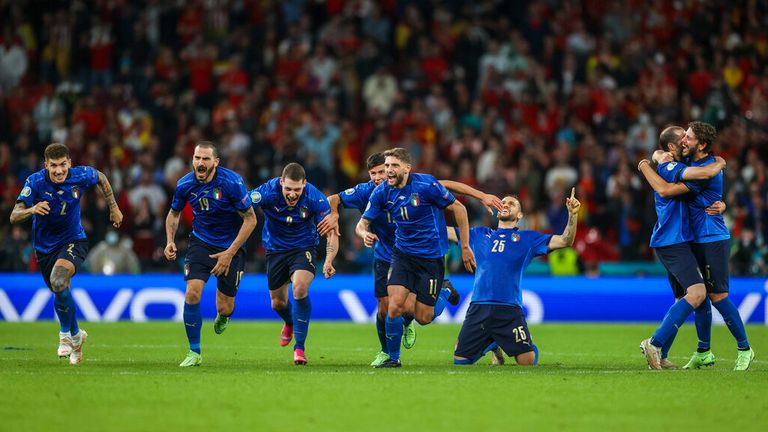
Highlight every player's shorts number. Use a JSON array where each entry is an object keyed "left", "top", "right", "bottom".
[
  {"left": 236, "top": 271, "right": 244, "bottom": 288},
  {"left": 428, "top": 278, "right": 438, "bottom": 297},
  {"left": 305, "top": 251, "right": 312, "bottom": 263},
  {"left": 492, "top": 240, "right": 505, "bottom": 253},
  {"left": 512, "top": 325, "right": 527, "bottom": 343}
]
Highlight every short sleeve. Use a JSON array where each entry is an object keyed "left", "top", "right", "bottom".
[
  {"left": 531, "top": 232, "right": 553, "bottom": 257},
  {"left": 17, "top": 177, "right": 36, "bottom": 207},
  {"left": 227, "top": 177, "right": 252, "bottom": 212},
  {"left": 308, "top": 184, "right": 331, "bottom": 222},
  {"left": 79, "top": 166, "right": 100, "bottom": 188},
  {"left": 657, "top": 162, "right": 686, "bottom": 183},
  {"left": 170, "top": 181, "right": 187, "bottom": 211},
  {"left": 422, "top": 177, "right": 455, "bottom": 209},
  {"left": 339, "top": 182, "right": 373, "bottom": 211},
  {"left": 249, "top": 182, "right": 270, "bottom": 209},
  {"left": 362, "top": 187, "right": 384, "bottom": 221}
]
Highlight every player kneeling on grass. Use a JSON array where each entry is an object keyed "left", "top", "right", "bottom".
[{"left": 450, "top": 189, "right": 580, "bottom": 366}]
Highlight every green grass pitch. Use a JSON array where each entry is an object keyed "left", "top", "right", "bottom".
[{"left": 1, "top": 322, "right": 766, "bottom": 431}]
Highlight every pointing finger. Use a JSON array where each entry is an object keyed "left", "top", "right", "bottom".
[{"left": 570, "top": 187, "right": 575, "bottom": 199}]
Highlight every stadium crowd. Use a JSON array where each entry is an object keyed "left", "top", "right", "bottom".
[{"left": 0, "top": 0, "right": 766, "bottom": 276}]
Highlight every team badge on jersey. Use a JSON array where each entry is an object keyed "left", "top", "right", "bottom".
[
  {"left": 250, "top": 191, "right": 262, "bottom": 203},
  {"left": 511, "top": 233, "right": 521, "bottom": 242},
  {"left": 344, "top": 188, "right": 355, "bottom": 195},
  {"left": 299, "top": 207, "right": 309, "bottom": 219},
  {"left": 71, "top": 186, "right": 80, "bottom": 199},
  {"left": 213, "top": 187, "right": 222, "bottom": 200},
  {"left": 20, "top": 186, "right": 31, "bottom": 197},
  {"left": 410, "top": 193, "right": 420, "bottom": 207}
]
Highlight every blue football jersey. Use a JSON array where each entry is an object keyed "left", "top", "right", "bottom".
[
  {"left": 17, "top": 166, "right": 99, "bottom": 254},
  {"left": 339, "top": 181, "right": 395, "bottom": 262},
  {"left": 466, "top": 227, "right": 551, "bottom": 307},
  {"left": 251, "top": 178, "right": 331, "bottom": 252},
  {"left": 170, "top": 167, "right": 252, "bottom": 249},
  {"left": 684, "top": 155, "right": 730, "bottom": 244},
  {"left": 363, "top": 173, "right": 455, "bottom": 259},
  {"left": 650, "top": 161, "right": 694, "bottom": 248}
]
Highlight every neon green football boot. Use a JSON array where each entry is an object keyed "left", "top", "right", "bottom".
[
  {"left": 682, "top": 350, "right": 715, "bottom": 369},
  {"left": 402, "top": 321, "right": 417, "bottom": 349},
  {"left": 213, "top": 314, "right": 229, "bottom": 334},
  {"left": 179, "top": 350, "right": 202, "bottom": 367},
  {"left": 734, "top": 348, "right": 755, "bottom": 371},
  {"left": 370, "top": 351, "right": 390, "bottom": 367}
]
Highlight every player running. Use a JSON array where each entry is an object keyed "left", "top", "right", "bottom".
[
  {"left": 11, "top": 142, "right": 124, "bottom": 365},
  {"left": 164, "top": 141, "right": 257, "bottom": 367},
  {"left": 250, "top": 162, "right": 339, "bottom": 365}
]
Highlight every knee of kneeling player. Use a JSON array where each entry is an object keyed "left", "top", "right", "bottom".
[{"left": 516, "top": 351, "right": 536, "bottom": 366}]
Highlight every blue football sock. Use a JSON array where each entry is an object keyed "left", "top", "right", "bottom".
[
  {"left": 651, "top": 298, "right": 694, "bottom": 348},
  {"left": 454, "top": 357, "right": 479, "bottom": 365},
  {"left": 694, "top": 297, "right": 712, "bottom": 351},
  {"left": 275, "top": 301, "right": 293, "bottom": 326},
  {"left": 53, "top": 289, "right": 72, "bottom": 333},
  {"left": 712, "top": 297, "right": 750, "bottom": 349},
  {"left": 432, "top": 288, "right": 451, "bottom": 321},
  {"left": 532, "top": 344, "right": 539, "bottom": 365},
  {"left": 183, "top": 302, "right": 202, "bottom": 354},
  {"left": 661, "top": 327, "right": 678, "bottom": 359},
  {"left": 402, "top": 313, "right": 414, "bottom": 327},
  {"left": 293, "top": 296, "right": 312, "bottom": 350},
  {"left": 482, "top": 342, "right": 499, "bottom": 355},
  {"left": 385, "top": 315, "right": 404, "bottom": 361},
  {"left": 375, "top": 315, "right": 387, "bottom": 353}
]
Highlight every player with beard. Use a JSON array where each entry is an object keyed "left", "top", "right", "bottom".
[
  {"left": 165, "top": 141, "right": 257, "bottom": 367},
  {"left": 356, "top": 148, "right": 475, "bottom": 368},
  {"left": 321, "top": 152, "right": 501, "bottom": 366},
  {"left": 635, "top": 126, "right": 730, "bottom": 370},
  {"left": 449, "top": 191, "right": 579, "bottom": 366},
  {"left": 11, "top": 142, "right": 124, "bottom": 365},
  {"left": 638, "top": 122, "right": 754, "bottom": 370}
]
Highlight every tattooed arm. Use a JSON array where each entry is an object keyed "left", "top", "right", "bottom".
[
  {"left": 97, "top": 170, "right": 123, "bottom": 228},
  {"left": 548, "top": 188, "right": 581, "bottom": 251}
]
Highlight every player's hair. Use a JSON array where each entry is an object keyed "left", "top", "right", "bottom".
[
  {"left": 688, "top": 121, "right": 717, "bottom": 153},
  {"left": 44, "top": 143, "right": 70, "bottom": 161},
  {"left": 383, "top": 147, "right": 412, "bottom": 165},
  {"left": 658, "top": 126, "right": 684, "bottom": 151},
  {"left": 196, "top": 141, "right": 219, "bottom": 158},
  {"left": 282, "top": 162, "right": 306, "bottom": 181},
  {"left": 366, "top": 152, "right": 385, "bottom": 170}
]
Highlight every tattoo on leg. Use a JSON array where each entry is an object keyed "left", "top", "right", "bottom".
[{"left": 50, "top": 266, "right": 71, "bottom": 292}]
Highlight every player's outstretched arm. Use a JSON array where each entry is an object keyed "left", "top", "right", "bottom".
[
  {"left": 445, "top": 200, "right": 476, "bottom": 272},
  {"left": 439, "top": 179, "right": 502, "bottom": 214},
  {"left": 97, "top": 170, "right": 123, "bottom": 228},
  {"left": 637, "top": 159, "right": 690, "bottom": 198},
  {"left": 323, "top": 230, "right": 339, "bottom": 278},
  {"left": 10, "top": 201, "right": 50, "bottom": 224},
  {"left": 549, "top": 188, "right": 580, "bottom": 251},
  {"left": 164, "top": 209, "right": 181, "bottom": 261},
  {"left": 355, "top": 217, "right": 379, "bottom": 247},
  {"left": 210, "top": 207, "right": 257, "bottom": 277},
  {"left": 680, "top": 156, "right": 726, "bottom": 181},
  {"left": 317, "top": 194, "right": 340, "bottom": 236}
]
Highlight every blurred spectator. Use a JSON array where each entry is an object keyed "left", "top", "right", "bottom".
[
  {"left": 0, "top": 28, "right": 28, "bottom": 92},
  {"left": 85, "top": 230, "right": 141, "bottom": 275}
]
